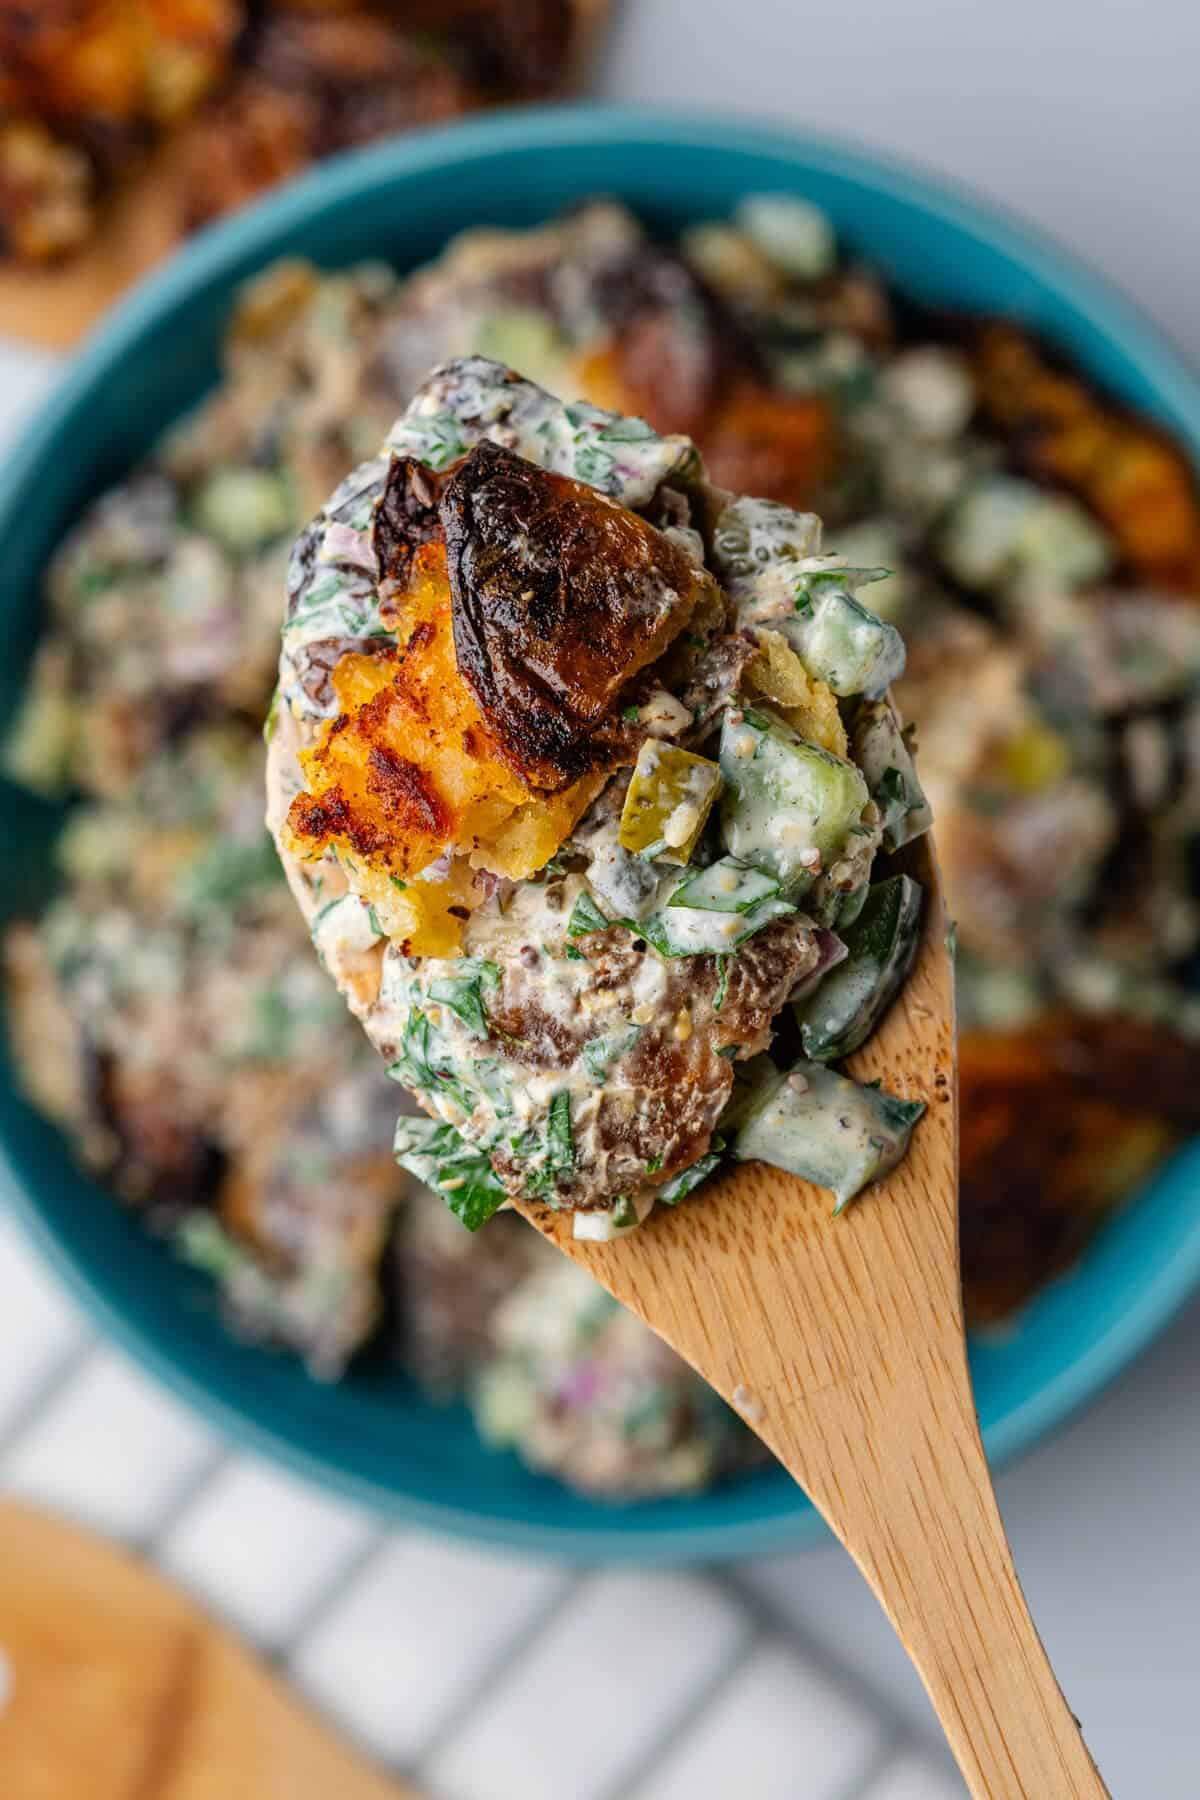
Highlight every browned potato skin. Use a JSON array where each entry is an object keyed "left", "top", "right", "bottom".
[
  {"left": 442, "top": 441, "right": 714, "bottom": 791},
  {"left": 959, "top": 1014, "right": 1200, "bottom": 1321},
  {"left": 0, "top": 0, "right": 577, "bottom": 260}
]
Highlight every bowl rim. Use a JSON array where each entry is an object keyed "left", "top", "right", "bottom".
[{"left": 4, "top": 101, "right": 1200, "bottom": 1562}]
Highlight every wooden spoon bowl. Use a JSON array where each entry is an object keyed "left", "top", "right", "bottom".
[{"left": 516, "top": 837, "right": 1109, "bottom": 1800}]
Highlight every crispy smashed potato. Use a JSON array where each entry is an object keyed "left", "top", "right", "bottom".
[
  {"left": 746, "top": 629, "right": 848, "bottom": 757},
  {"left": 0, "top": 0, "right": 583, "bottom": 263},
  {"left": 0, "top": 0, "right": 241, "bottom": 125},
  {"left": 285, "top": 543, "right": 597, "bottom": 900},
  {"left": 960, "top": 1014, "right": 1200, "bottom": 1320},
  {"left": 0, "top": 116, "right": 94, "bottom": 260},
  {"left": 0, "top": 0, "right": 243, "bottom": 259},
  {"left": 576, "top": 343, "right": 837, "bottom": 513},
  {"left": 701, "top": 383, "right": 837, "bottom": 511},
  {"left": 973, "top": 323, "right": 1200, "bottom": 595}
]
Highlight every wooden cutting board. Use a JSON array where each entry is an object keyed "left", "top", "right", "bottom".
[
  {"left": 0, "top": 0, "right": 610, "bottom": 352},
  {"left": 0, "top": 1500, "right": 415, "bottom": 1800}
]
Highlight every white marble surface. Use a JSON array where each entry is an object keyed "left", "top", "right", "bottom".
[{"left": 3, "top": 8, "right": 1200, "bottom": 1791}]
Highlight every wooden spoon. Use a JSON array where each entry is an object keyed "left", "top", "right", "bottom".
[
  {"left": 514, "top": 838, "right": 1110, "bottom": 1799},
  {"left": 0, "top": 1500, "right": 411, "bottom": 1800}
]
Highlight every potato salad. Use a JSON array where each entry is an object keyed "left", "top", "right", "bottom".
[{"left": 269, "top": 357, "right": 930, "bottom": 1238}]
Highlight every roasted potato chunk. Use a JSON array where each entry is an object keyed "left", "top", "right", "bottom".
[
  {"left": 972, "top": 322, "right": 1200, "bottom": 595},
  {"left": 284, "top": 540, "right": 599, "bottom": 896},
  {"left": 960, "top": 1013, "right": 1200, "bottom": 1321}
]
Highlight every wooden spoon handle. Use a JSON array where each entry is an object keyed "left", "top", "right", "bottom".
[{"left": 764, "top": 1336, "right": 1109, "bottom": 1799}]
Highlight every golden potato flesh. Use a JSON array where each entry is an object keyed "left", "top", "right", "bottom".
[{"left": 284, "top": 541, "right": 596, "bottom": 891}]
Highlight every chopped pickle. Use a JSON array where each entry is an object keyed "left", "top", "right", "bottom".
[
  {"left": 618, "top": 740, "right": 722, "bottom": 865},
  {"left": 999, "top": 721, "right": 1070, "bottom": 793}
]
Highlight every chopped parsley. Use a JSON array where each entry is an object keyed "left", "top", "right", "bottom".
[
  {"left": 428, "top": 959, "right": 500, "bottom": 1040},
  {"left": 877, "top": 765, "right": 908, "bottom": 810},
  {"left": 567, "top": 890, "right": 610, "bottom": 938},
  {"left": 713, "top": 953, "right": 731, "bottom": 1013},
  {"left": 393, "top": 1116, "right": 506, "bottom": 1232},
  {"left": 520, "top": 1089, "right": 576, "bottom": 1200},
  {"left": 657, "top": 1141, "right": 725, "bottom": 1206},
  {"left": 386, "top": 1009, "right": 475, "bottom": 1115},
  {"left": 547, "top": 1090, "right": 575, "bottom": 1174},
  {"left": 574, "top": 443, "right": 616, "bottom": 487}
]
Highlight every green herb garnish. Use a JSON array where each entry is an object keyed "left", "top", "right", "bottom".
[
  {"left": 657, "top": 1141, "right": 725, "bottom": 1206},
  {"left": 713, "top": 954, "right": 731, "bottom": 1014},
  {"left": 393, "top": 1117, "right": 506, "bottom": 1232},
  {"left": 611, "top": 1195, "right": 639, "bottom": 1228},
  {"left": 567, "top": 891, "right": 610, "bottom": 938},
  {"left": 546, "top": 1090, "right": 574, "bottom": 1175},
  {"left": 428, "top": 959, "right": 500, "bottom": 1040}
]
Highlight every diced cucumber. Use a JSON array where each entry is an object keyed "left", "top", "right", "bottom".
[
  {"left": 710, "top": 497, "right": 904, "bottom": 698},
  {"left": 730, "top": 1058, "right": 925, "bottom": 1211},
  {"left": 719, "top": 705, "right": 871, "bottom": 888},
  {"left": 668, "top": 856, "right": 781, "bottom": 914},
  {"left": 710, "top": 495, "right": 823, "bottom": 589},
  {"left": 794, "top": 875, "right": 924, "bottom": 1060},
  {"left": 784, "top": 579, "right": 906, "bottom": 697},
  {"left": 618, "top": 741, "right": 722, "bottom": 864},
  {"left": 193, "top": 466, "right": 293, "bottom": 553},
  {"left": 473, "top": 307, "right": 570, "bottom": 391},
  {"left": 812, "top": 880, "right": 870, "bottom": 932},
  {"left": 736, "top": 194, "right": 837, "bottom": 282},
  {"left": 849, "top": 697, "right": 933, "bottom": 851}
]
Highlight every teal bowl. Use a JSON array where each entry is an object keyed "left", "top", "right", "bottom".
[{"left": 4, "top": 107, "right": 1200, "bottom": 1560}]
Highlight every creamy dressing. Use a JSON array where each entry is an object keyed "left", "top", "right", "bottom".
[{"left": 387, "top": 356, "right": 699, "bottom": 506}]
